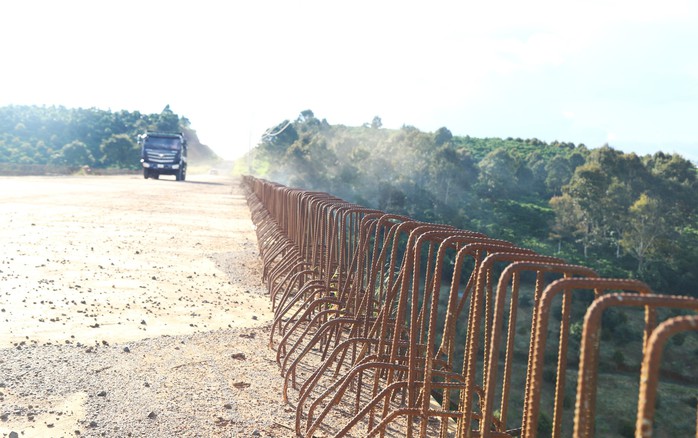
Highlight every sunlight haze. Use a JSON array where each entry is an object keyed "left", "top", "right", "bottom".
[{"left": 1, "top": 0, "right": 696, "bottom": 161}]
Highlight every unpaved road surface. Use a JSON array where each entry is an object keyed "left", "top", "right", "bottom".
[{"left": 0, "top": 174, "right": 298, "bottom": 437}]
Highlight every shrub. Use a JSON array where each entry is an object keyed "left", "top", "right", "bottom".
[{"left": 538, "top": 412, "right": 552, "bottom": 435}]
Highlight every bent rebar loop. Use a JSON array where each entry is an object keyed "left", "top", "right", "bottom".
[
  {"left": 308, "top": 239, "right": 548, "bottom": 438},
  {"left": 302, "top": 194, "right": 346, "bottom": 277},
  {"left": 288, "top": 215, "right": 414, "bottom": 405},
  {"left": 269, "top": 260, "right": 314, "bottom": 312},
  {"left": 295, "top": 223, "right": 456, "bottom": 435},
  {"left": 334, "top": 238, "right": 513, "bottom": 433},
  {"left": 255, "top": 187, "right": 304, "bottom": 282},
  {"left": 321, "top": 204, "right": 381, "bottom": 306},
  {"left": 258, "top": 227, "right": 290, "bottom": 283},
  {"left": 267, "top": 196, "right": 345, "bottom": 326},
  {"left": 284, "top": 190, "right": 333, "bottom": 269},
  {"left": 269, "top": 270, "right": 316, "bottom": 349},
  {"left": 334, "top": 222, "right": 449, "bottom": 366},
  {"left": 571, "top": 293, "right": 698, "bottom": 438},
  {"left": 521, "top": 278, "right": 654, "bottom": 438},
  {"left": 272, "top": 279, "right": 326, "bottom": 351},
  {"left": 312, "top": 218, "right": 429, "bottom": 367},
  {"left": 303, "top": 230, "right": 516, "bottom": 438},
  {"left": 242, "top": 186, "right": 274, "bottom": 250},
  {"left": 273, "top": 204, "right": 373, "bottom": 332},
  {"left": 351, "top": 225, "right": 463, "bottom": 382},
  {"left": 248, "top": 177, "right": 277, "bottom": 206},
  {"left": 266, "top": 192, "right": 338, "bottom": 291},
  {"left": 361, "top": 236, "right": 527, "bottom": 438},
  {"left": 334, "top": 213, "right": 403, "bottom": 318},
  {"left": 281, "top": 214, "right": 414, "bottom": 402},
  {"left": 261, "top": 184, "right": 287, "bottom": 227},
  {"left": 261, "top": 189, "right": 342, "bottom": 320},
  {"left": 478, "top": 260, "right": 597, "bottom": 438},
  {"left": 274, "top": 193, "right": 346, "bottom": 292},
  {"left": 263, "top": 237, "right": 301, "bottom": 286},
  {"left": 370, "top": 229, "right": 492, "bottom": 423},
  {"left": 243, "top": 187, "right": 266, "bottom": 220},
  {"left": 273, "top": 207, "right": 382, "bottom": 370},
  {"left": 635, "top": 313, "right": 698, "bottom": 438},
  {"left": 277, "top": 212, "right": 391, "bottom": 378},
  {"left": 431, "top": 246, "right": 540, "bottom": 438}
]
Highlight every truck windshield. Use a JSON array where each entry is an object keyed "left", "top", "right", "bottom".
[{"left": 144, "top": 137, "right": 181, "bottom": 150}]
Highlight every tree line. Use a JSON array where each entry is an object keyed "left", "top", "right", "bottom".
[
  {"left": 248, "top": 110, "right": 698, "bottom": 296},
  {"left": 0, "top": 104, "right": 217, "bottom": 170}
]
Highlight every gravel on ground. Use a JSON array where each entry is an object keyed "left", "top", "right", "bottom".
[{"left": 0, "top": 174, "right": 304, "bottom": 437}]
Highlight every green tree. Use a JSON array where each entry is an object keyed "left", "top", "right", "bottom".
[
  {"left": 100, "top": 134, "right": 138, "bottom": 168},
  {"left": 621, "top": 193, "right": 667, "bottom": 276},
  {"left": 434, "top": 127, "right": 453, "bottom": 146},
  {"left": 57, "top": 140, "right": 94, "bottom": 166},
  {"left": 476, "top": 148, "right": 517, "bottom": 199},
  {"left": 297, "top": 109, "right": 315, "bottom": 122},
  {"left": 564, "top": 163, "right": 610, "bottom": 257},
  {"left": 0, "top": 104, "right": 198, "bottom": 168},
  {"left": 428, "top": 143, "right": 477, "bottom": 207},
  {"left": 648, "top": 153, "right": 698, "bottom": 221},
  {"left": 154, "top": 105, "right": 180, "bottom": 132},
  {"left": 525, "top": 152, "right": 549, "bottom": 195},
  {"left": 545, "top": 155, "right": 572, "bottom": 196},
  {"left": 260, "top": 120, "right": 298, "bottom": 156},
  {"left": 549, "top": 193, "right": 584, "bottom": 253},
  {"left": 370, "top": 116, "right": 382, "bottom": 129},
  {"left": 604, "top": 180, "right": 634, "bottom": 258}
]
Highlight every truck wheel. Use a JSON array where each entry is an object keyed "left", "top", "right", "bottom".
[
  {"left": 176, "top": 168, "right": 186, "bottom": 181},
  {"left": 153, "top": 173, "right": 159, "bottom": 180},
  {"left": 143, "top": 169, "right": 149, "bottom": 179}
]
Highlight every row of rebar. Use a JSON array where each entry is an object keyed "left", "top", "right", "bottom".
[{"left": 242, "top": 176, "right": 697, "bottom": 438}]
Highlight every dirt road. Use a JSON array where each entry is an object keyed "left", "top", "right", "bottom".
[{"left": 0, "top": 174, "right": 296, "bottom": 437}]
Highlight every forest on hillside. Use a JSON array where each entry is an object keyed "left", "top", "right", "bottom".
[
  {"left": 2, "top": 104, "right": 696, "bottom": 435},
  {"left": 0, "top": 105, "right": 217, "bottom": 171},
  {"left": 246, "top": 110, "right": 698, "bottom": 298}
]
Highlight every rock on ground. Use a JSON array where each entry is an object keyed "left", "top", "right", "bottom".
[{"left": 0, "top": 174, "right": 300, "bottom": 437}]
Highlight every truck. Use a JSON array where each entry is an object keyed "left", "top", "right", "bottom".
[{"left": 139, "top": 131, "right": 187, "bottom": 181}]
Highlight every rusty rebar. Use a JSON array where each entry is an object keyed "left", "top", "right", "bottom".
[
  {"left": 636, "top": 314, "right": 698, "bottom": 438},
  {"left": 240, "top": 176, "right": 698, "bottom": 438},
  {"left": 573, "top": 293, "right": 698, "bottom": 438}
]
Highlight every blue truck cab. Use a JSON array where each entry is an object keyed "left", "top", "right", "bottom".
[{"left": 140, "top": 131, "right": 187, "bottom": 181}]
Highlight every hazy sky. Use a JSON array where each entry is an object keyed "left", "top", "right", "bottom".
[{"left": 1, "top": 0, "right": 696, "bottom": 161}]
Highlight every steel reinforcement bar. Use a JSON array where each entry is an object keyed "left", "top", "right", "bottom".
[{"left": 240, "top": 175, "right": 697, "bottom": 438}]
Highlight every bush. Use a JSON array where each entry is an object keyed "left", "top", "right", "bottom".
[
  {"left": 543, "top": 368, "right": 556, "bottom": 384},
  {"left": 519, "top": 294, "right": 532, "bottom": 308},
  {"left": 612, "top": 349, "right": 625, "bottom": 369},
  {"left": 613, "top": 325, "right": 639, "bottom": 345},
  {"left": 538, "top": 412, "right": 552, "bottom": 435},
  {"left": 672, "top": 332, "right": 686, "bottom": 346},
  {"left": 617, "top": 419, "right": 635, "bottom": 438},
  {"left": 563, "top": 393, "right": 573, "bottom": 410}
]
